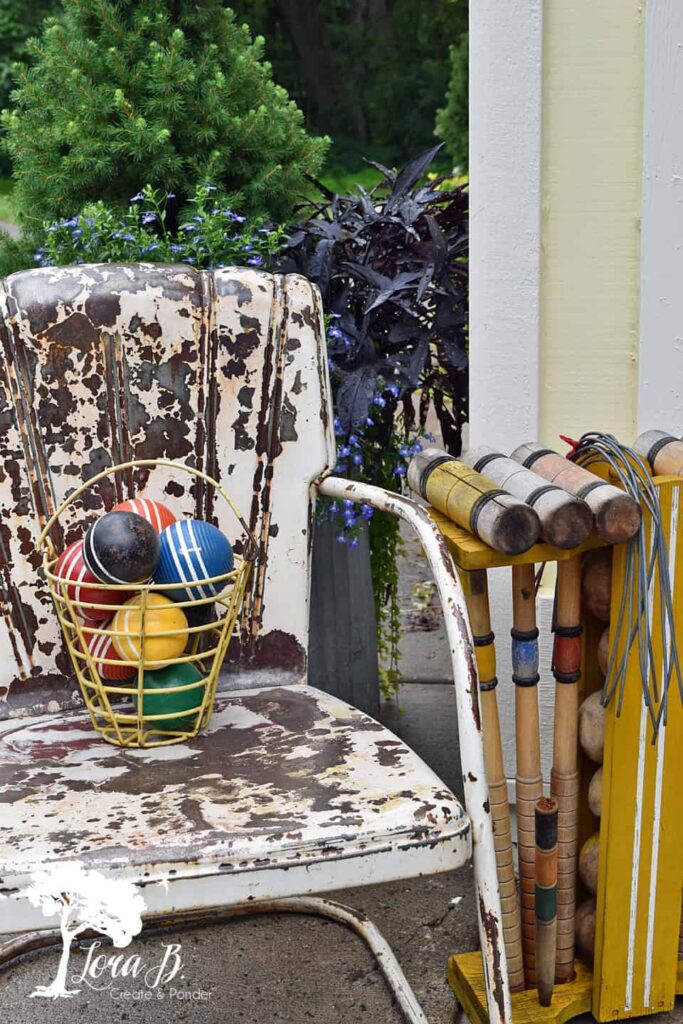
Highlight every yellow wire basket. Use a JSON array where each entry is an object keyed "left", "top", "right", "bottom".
[{"left": 38, "top": 459, "right": 254, "bottom": 749}]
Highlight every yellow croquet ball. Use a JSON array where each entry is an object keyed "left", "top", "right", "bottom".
[{"left": 112, "top": 593, "right": 188, "bottom": 668}]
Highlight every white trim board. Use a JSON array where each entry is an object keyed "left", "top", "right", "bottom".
[
  {"left": 468, "top": 0, "right": 543, "bottom": 451},
  {"left": 637, "top": 0, "right": 683, "bottom": 434}
]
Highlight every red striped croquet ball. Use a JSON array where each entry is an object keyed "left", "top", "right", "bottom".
[
  {"left": 113, "top": 497, "right": 176, "bottom": 534},
  {"left": 82, "top": 627, "right": 136, "bottom": 682},
  {"left": 54, "top": 540, "right": 131, "bottom": 621},
  {"left": 154, "top": 520, "right": 234, "bottom": 603},
  {"left": 83, "top": 510, "right": 160, "bottom": 585}
]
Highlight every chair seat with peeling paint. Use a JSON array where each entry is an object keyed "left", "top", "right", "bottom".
[{"left": 0, "top": 684, "right": 470, "bottom": 931}]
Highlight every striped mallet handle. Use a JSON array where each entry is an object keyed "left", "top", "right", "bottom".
[
  {"left": 512, "top": 563, "right": 544, "bottom": 987},
  {"left": 465, "top": 569, "right": 525, "bottom": 991},
  {"left": 535, "top": 797, "right": 559, "bottom": 1006},
  {"left": 551, "top": 557, "right": 581, "bottom": 983}
]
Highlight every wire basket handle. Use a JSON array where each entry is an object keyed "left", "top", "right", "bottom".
[{"left": 37, "top": 459, "right": 257, "bottom": 561}]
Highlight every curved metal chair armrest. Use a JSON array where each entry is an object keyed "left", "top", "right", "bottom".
[{"left": 316, "top": 476, "right": 512, "bottom": 1024}]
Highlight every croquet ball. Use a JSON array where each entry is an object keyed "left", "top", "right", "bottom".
[
  {"left": 54, "top": 540, "right": 131, "bottom": 621},
  {"left": 597, "top": 627, "right": 610, "bottom": 675},
  {"left": 579, "top": 832, "right": 600, "bottom": 894},
  {"left": 588, "top": 766, "right": 603, "bottom": 817},
  {"left": 81, "top": 626, "right": 136, "bottom": 682},
  {"left": 582, "top": 549, "right": 612, "bottom": 622},
  {"left": 113, "top": 497, "right": 176, "bottom": 534},
  {"left": 184, "top": 602, "right": 216, "bottom": 629},
  {"left": 135, "top": 663, "right": 205, "bottom": 731},
  {"left": 154, "top": 520, "right": 233, "bottom": 602},
  {"left": 578, "top": 691, "right": 606, "bottom": 764},
  {"left": 575, "top": 898, "right": 596, "bottom": 961},
  {"left": 84, "top": 510, "right": 160, "bottom": 585},
  {"left": 112, "top": 593, "right": 188, "bottom": 668}
]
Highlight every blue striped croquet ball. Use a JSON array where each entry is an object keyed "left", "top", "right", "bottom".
[
  {"left": 154, "top": 520, "right": 234, "bottom": 603},
  {"left": 83, "top": 510, "right": 160, "bottom": 585}
]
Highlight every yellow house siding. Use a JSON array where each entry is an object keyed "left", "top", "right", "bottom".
[{"left": 539, "top": 1, "right": 645, "bottom": 446}]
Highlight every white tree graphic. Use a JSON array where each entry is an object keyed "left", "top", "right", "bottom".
[{"left": 21, "top": 862, "right": 144, "bottom": 999}]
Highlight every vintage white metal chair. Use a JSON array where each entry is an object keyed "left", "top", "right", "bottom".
[{"left": 0, "top": 265, "right": 509, "bottom": 1023}]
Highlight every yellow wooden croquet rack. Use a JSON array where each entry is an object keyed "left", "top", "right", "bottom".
[
  {"left": 431, "top": 476, "right": 683, "bottom": 1023},
  {"left": 38, "top": 459, "right": 254, "bottom": 750}
]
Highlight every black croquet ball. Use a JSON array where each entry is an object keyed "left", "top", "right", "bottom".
[{"left": 83, "top": 510, "right": 160, "bottom": 585}]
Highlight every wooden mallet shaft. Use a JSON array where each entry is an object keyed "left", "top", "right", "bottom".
[
  {"left": 462, "top": 568, "right": 525, "bottom": 992},
  {"left": 511, "top": 563, "right": 544, "bottom": 986},
  {"left": 551, "top": 556, "right": 582, "bottom": 983},
  {"left": 535, "top": 797, "right": 559, "bottom": 1006}
]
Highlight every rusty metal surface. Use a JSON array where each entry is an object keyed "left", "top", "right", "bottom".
[
  {"left": 0, "top": 683, "right": 469, "bottom": 882},
  {"left": 0, "top": 266, "right": 335, "bottom": 710}
]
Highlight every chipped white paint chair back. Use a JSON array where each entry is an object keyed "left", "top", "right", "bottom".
[{"left": 0, "top": 266, "right": 509, "bottom": 1024}]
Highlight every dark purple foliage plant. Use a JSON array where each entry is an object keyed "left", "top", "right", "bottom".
[
  {"left": 282, "top": 143, "right": 468, "bottom": 455},
  {"left": 282, "top": 146, "right": 468, "bottom": 697}
]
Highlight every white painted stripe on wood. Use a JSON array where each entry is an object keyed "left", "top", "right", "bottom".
[
  {"left": 637, "top": 0, "right": 683, "bottom": 433},
  {"left": 625, "top": 521, "right": 655, "bottom": 1010},
  {"left": 468, "top": 0, "right": 542, "bottom": 451},
  {"left": 626, "top": 698, "right": 648, "bottom": 1011},
  {"left": 643, "top": 488, "right": 678, "bottom": 1003}
]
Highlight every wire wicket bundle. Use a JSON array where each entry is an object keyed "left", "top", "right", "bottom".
[{"left": 570, "top": 433, "right": 683, "bottom": 737}]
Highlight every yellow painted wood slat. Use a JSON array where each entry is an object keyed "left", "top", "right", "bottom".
[
  {"left": 428, "top": 507, "right": 606, "bottom": 572},
  {"left": 447, "top": 953, "right": 683, "bottom": 1024},
  {"left": 593, "top": 478, "right": 683, "bottom": 1019}
]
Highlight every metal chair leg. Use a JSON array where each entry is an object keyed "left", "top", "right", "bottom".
[{"left": 0, "top": 896, "right": 430, "bottom": 1024}]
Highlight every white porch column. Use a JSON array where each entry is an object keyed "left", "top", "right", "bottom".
[
  {"left": 469, "top": 0, "right": 649, "bottom": 781},
  {"left": 637, "top": 1, "right": 683, "bottom": 433},
  {"left": 468, "top": 0, "right": 543, "bottom": 452}
]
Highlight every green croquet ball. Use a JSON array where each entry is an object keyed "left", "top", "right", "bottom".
[{"left": 136, "top": 663, "right": 205, "bottom": 731}]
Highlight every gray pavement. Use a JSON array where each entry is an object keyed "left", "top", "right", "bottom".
[{"left": 1, "top": 862, "right": 477, "bottom": 1023}]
